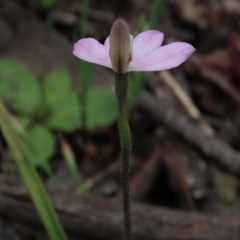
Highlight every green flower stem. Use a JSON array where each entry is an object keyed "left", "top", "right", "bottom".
[
  {"left": 40, "top": 16, "right": 54, "bottom": 111},
  {"left": 79, "top": 0, "right": 92, "bottom": 128},
  {"left": 149, "top": 0, "right": 165, "bottom": 29},
  {"left": 80, "top": 0, "right": 90, "bottom": 38},
  {"left": 115, "top": 73, "right": 132, "bottom": 240}
]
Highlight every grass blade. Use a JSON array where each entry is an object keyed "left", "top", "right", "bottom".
[{"left": 0, "top": 100, "right": 68, "bottom": 240}]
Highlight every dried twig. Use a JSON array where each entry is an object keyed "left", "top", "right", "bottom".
[
  {"left": 0, "top": 177, "right": 239, "bottom": 240},
  {"left": 160, "top": 70, "right": 214, "bottom": 137},
  {"left": 139, "top": 90, "right": 240, "bottom": 177},
  {"left": 191, "top": 56, "right": 240, "bottom": 104}
]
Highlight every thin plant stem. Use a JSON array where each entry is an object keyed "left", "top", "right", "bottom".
[
  {"left": 80, "top": 0, "right": 90, "bottom": 38},
  {"left": 79, "top": 0, "right": 92, "bottom": 128},
  {"left": 115, "top": 73, "right": 132, "bottom": 240},
  {"left": 149, "top": 0, "right": 165, "bottom": 29},
  {"left": 40, "top": 16, "right": 54, "bottom": 111}
]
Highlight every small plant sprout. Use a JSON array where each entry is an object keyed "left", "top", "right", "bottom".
[{"left": 73, "top": 19, "right": 195, "bottom": 240}]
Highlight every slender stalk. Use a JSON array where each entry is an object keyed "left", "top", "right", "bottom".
[
  {"left": 115, "top": 73, "right": 132, "bottom": 240},
  {"left": 40, "top": 16, "right": 54, "bottom": 111},
  {"left": 149, "top": 0, "right": 165, "bottom": 29},
  {"left": 80, "top": 0, "right": 90, "bottom": 38},
  {"left": 79, "top": 0, "right": 92, "bottom": 128}
]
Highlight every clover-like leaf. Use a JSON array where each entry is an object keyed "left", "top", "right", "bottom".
[
  {"left": 0, "top": 58, "right": 41, "bottom": 115},
  {"left": 44, "top": 68, "right": 71, "bottom": 108},
  {"left": 24, "top": 125, "right": 55, "bottom": 170},
  {"left": 86, "top": 87, "right": 118, "bottom": 129},
  {"left": 46, "top": 93, "right": 82, "bottom": 132},
  {"left": 17, "top": 116, "right": 31, "bottom": 128}
]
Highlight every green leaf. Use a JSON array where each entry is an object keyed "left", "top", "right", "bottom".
[
  {"left": 44, "top": 69, "right": 71, "bottom": 108},
  {"left": 17, "top": 116, "right": 31, "bottom": 129},
  {"left": 10, "top": 71, "right": 41, "bottom": 114},
  {"left": 46, "top": 93, "right": 82, "bottom": 131},
  {"left": 0, "top": 58, "right": 41, "bottom": 115},
  {"left": 86, "top": 87, "right": 118, "bottom": 129},
  {"left": 0, "top": 58, "right": 25, "bottom": 96},
  {"left": 44, "top": 69, "right": 81, "bottom": 131},
  {"left": 24, "top": 125, "right": 55, "bottom": 170}
]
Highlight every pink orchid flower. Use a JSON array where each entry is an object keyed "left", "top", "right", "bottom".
[{"left": 73, "top": 28, "right": 195, "bottom": 72}]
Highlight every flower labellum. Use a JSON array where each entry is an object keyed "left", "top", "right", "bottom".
[
  {"left": 110, "top": 20, "right": 131, "bottom": 73},
  {"left": 73, "top": 19, "right": 196, "bottom": 72}
]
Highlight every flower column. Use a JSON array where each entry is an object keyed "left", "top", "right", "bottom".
[{"left": 110, "top": 20, "right": 133, "bottom": 240}]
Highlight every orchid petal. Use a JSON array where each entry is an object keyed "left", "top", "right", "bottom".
[
  {"left": 73, "top": 38, "right": 111, "bottom": 68},
  {"left": 128, "top": 42, "right": 195, "bottom": 72},
  {"left": 133, "top": 30, "right": 164, "bottom": 60}
]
